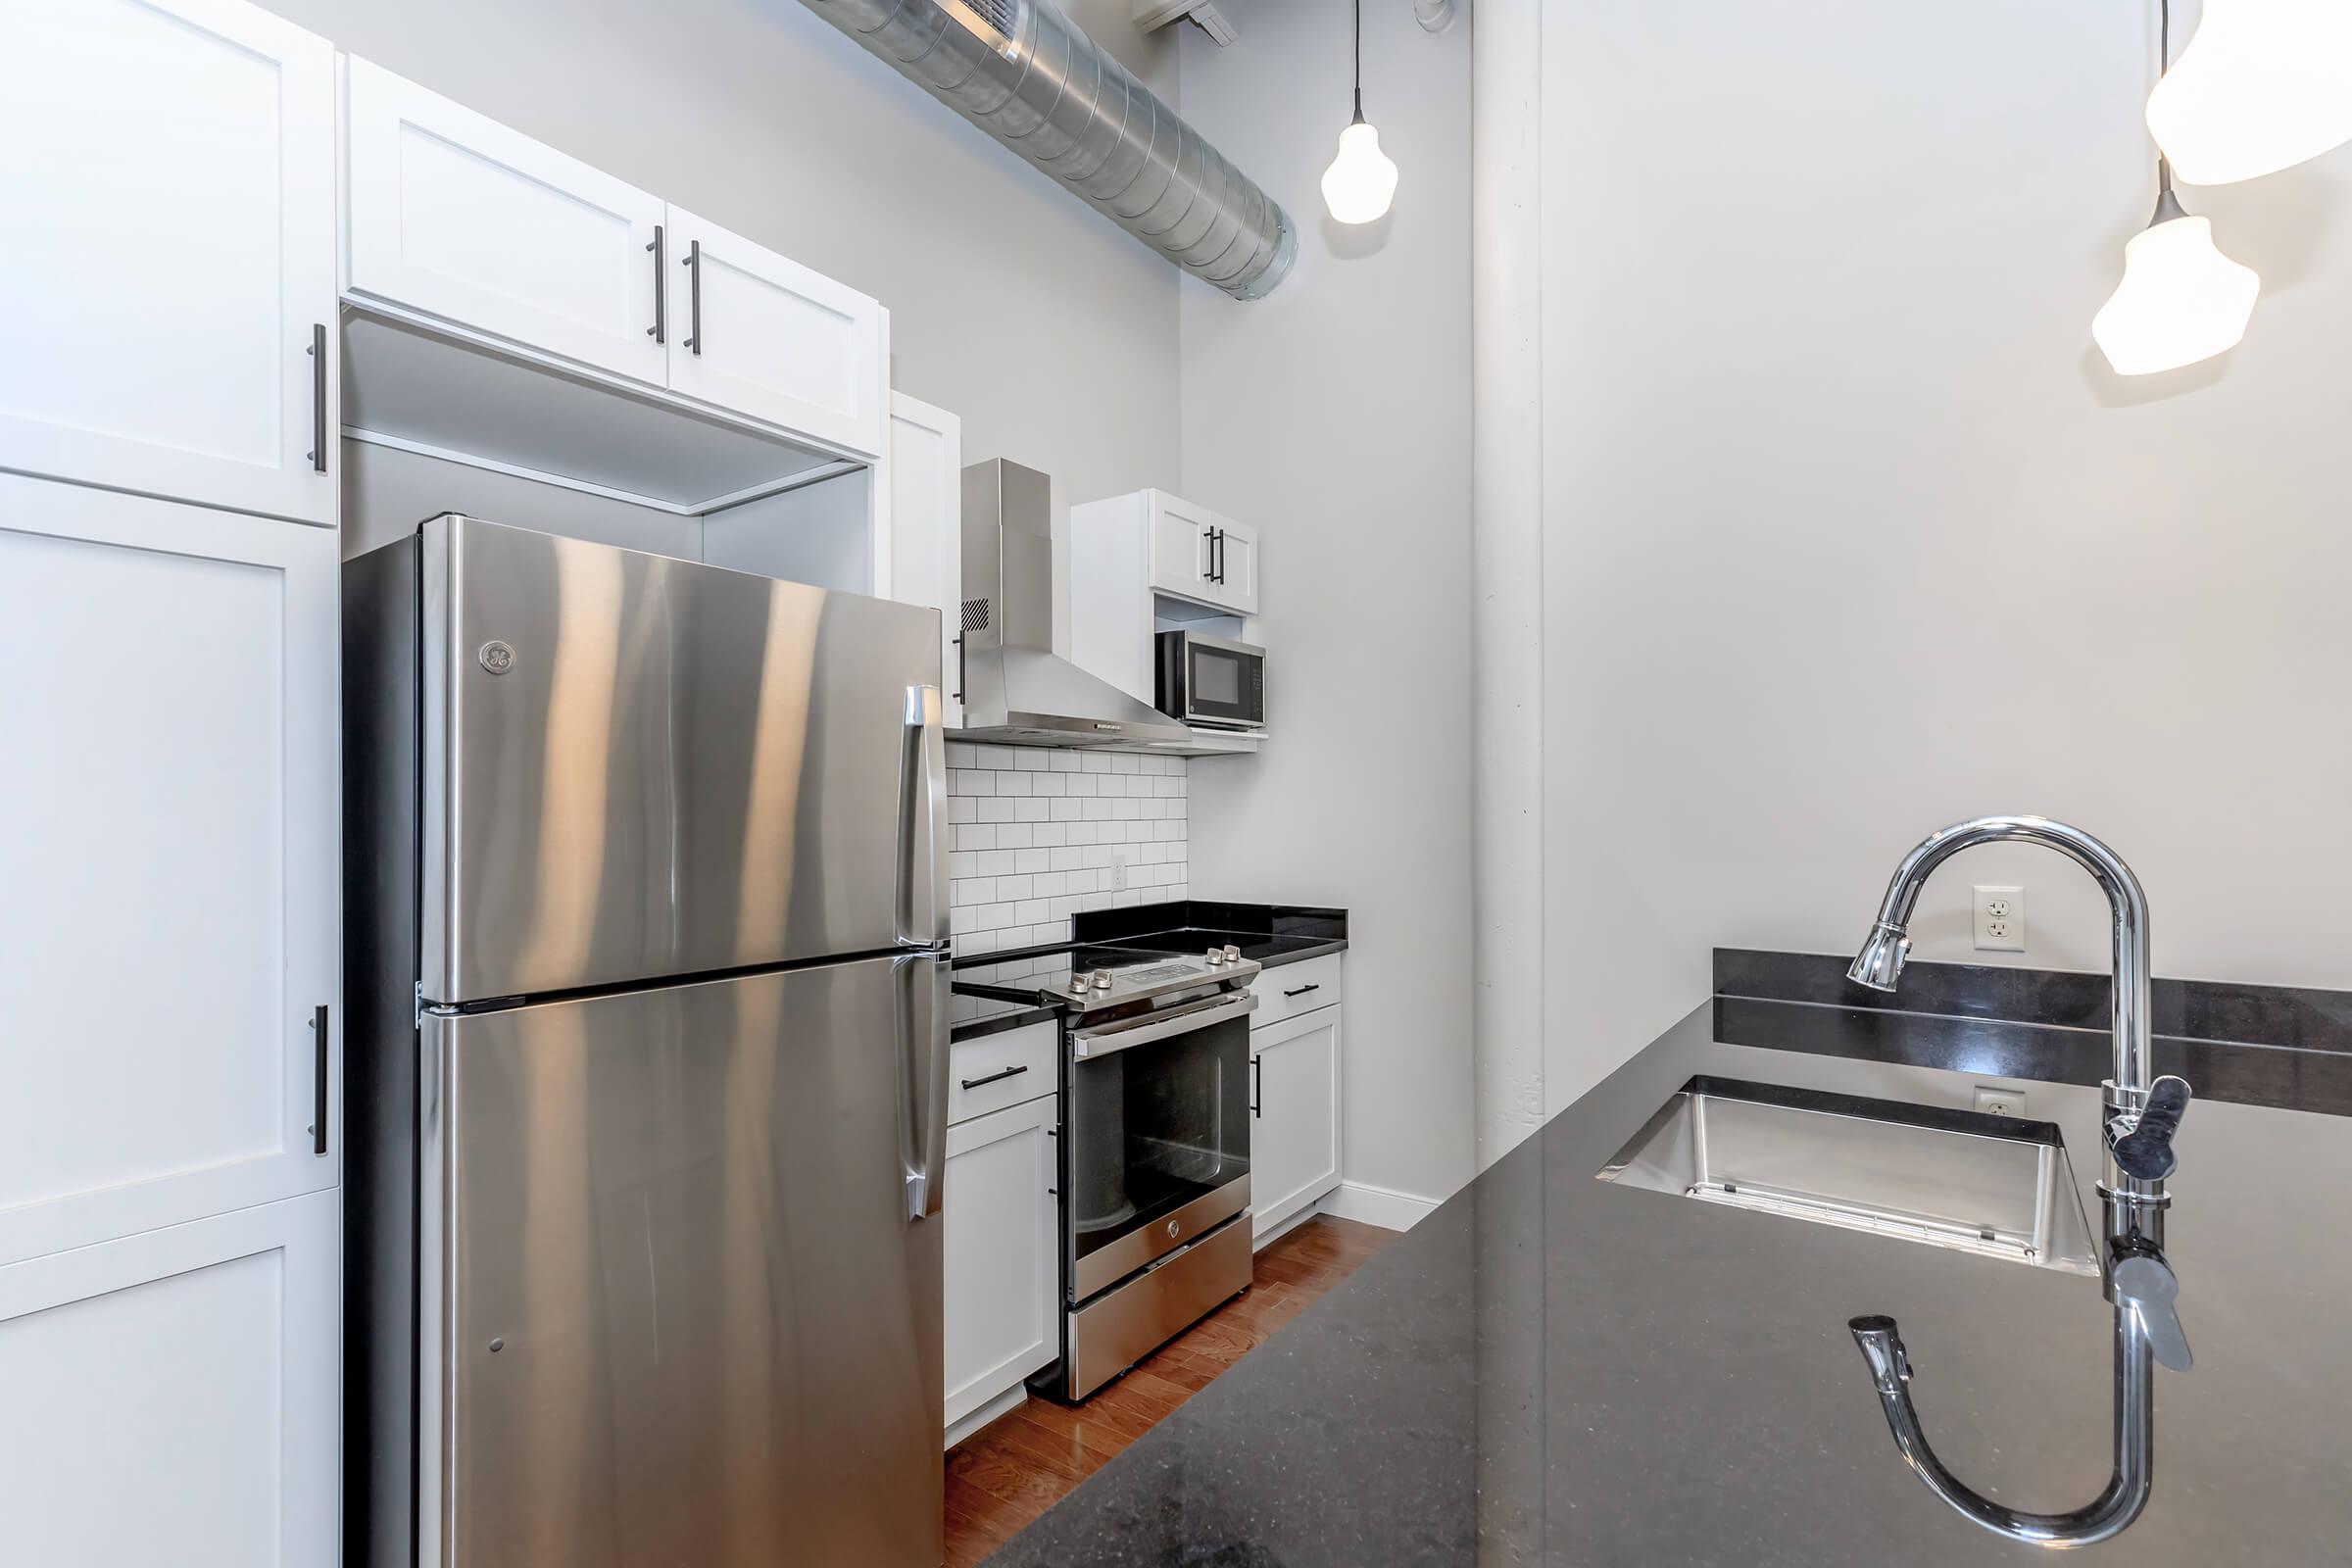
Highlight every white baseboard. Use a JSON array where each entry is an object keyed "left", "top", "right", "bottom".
[
  {"left": 944, "top": 1383, "right": 1028, "bottom": 1450},
  {"left": 1318, "top": 1179, "right": 1440, "bottom": 1232}
]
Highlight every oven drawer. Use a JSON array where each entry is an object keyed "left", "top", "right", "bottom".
[
  {"left": 1066, "top": 1215, "right": 1253, "bottom": 1400},
  {"left": 948, "top": 1020, "right": 1056, "bottom": 1126},
  {"left": 1250, "top": 954, "right": 1344, "bottom": 1030}
]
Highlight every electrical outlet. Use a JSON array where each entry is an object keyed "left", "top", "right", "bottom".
[
  {"left": 1974, "top": 884, "right": 2026, "bottom": 952},
  {"left": 1974, "top": 1084, "right": 2028, "bottom": 1118},
  {"left": 1109, "top": 848, "right": 1131, "bottom": 892}
]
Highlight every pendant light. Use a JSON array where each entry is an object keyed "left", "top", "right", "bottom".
[
  {"left": 2093, "top": 0, "right": 2261, "bottom": 375},
  {"left": 1320, "top": 0, "right": 1397, "bottom": 224},
  {"left": 2146, "top": 0, "right": 2352, "bottom": 185}
]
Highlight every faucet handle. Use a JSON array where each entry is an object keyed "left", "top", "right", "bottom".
[
  {"left": 2111, "top": 1074, "right": 2192, "bottom": 1181},
  {"left": 2112, "top": 1253, "right": 2193, "bottom": 1372}
]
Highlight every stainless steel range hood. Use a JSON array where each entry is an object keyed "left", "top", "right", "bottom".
[{"left": 956, "top": 460, "right": 1190, "bottom": 747}]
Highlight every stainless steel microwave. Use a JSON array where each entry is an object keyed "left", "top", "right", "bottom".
[{"left": 1155, "top": 630, "right": 1265, "bottom": 729}]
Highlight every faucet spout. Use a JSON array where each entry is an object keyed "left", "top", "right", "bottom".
[{"left": 1846, "top": 816, "right": 2180, "bottom": 1201}]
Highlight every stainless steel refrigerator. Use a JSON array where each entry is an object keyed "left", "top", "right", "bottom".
[{"left": 343, "top": 514, "right": 950, "bottom": 1568}]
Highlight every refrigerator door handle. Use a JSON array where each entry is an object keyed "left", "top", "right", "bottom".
[
  {"left": 896, "top": 684, "right": 948, "bottom": 950},
  {"left": 894, "top": 953, "right": 950, "bottom": 1222}
]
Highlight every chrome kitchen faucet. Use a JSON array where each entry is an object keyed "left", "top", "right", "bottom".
[{"left": 1842, "top": 815, "right": 2192, "bottom": 1548}]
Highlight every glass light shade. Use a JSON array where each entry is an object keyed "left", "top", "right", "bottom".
[
  {"left": 2146, "top": 0, "right": 2352, "bottom": 184},
  {"left": 2091, "top": 214, "right": 2261, "bottom": 374},
  {"left": 1320, "top": 120, "right": 1398, "bottom": 224}
]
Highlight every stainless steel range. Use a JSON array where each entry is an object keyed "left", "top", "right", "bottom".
[{"left": 956, "top": 942, "right": 1261, "bottom": 1399}]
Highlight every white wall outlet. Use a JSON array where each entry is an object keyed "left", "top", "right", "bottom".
[
  {"left": 1974, "top": 1084, "right": 2028, "bottom": 1118},
  {"left": 1109, "top": 848, "right": 1131, "bottom": 892},
  {"left": 1974, "top": 884, "right": 2026, "bottom": 952}
]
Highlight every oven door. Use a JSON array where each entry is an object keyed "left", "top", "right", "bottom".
[
  {"left": 1066, "top": 990, "right": 1255, "bottom": 1301},
  {"left": 1173, "top": 633, "right": 1264, "bottom": 729}
]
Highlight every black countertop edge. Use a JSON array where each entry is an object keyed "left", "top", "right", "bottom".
[
  {"left": 1713, "top": 994, "right": 2352, "bottom": 1119},
  {"left": 950, "top": 1004, "right": 1060, "bottom": 1044},
  {"left": 984, "top": 992, "right": 2352, "bottom": 1567},
  {"left": 1716, "top": 947, "right": 2352, "bottom": 1057},
  {"left": 1075, "top": 900, "right": 1348, "bottom": 948}
]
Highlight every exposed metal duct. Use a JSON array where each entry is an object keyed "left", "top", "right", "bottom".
[{"left": 800, "top": 0, "right": 1298, "bottom": 300}]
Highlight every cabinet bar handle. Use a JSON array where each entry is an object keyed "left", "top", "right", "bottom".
[
  {"left": 1283, "top": 983, "right": 1321, "bottom": 999},
  {"left": 952, "top": 633, "right": 965, "bottom": 703},
  {"left": 647, "top": 224, "right": 666, "bottom": 344},
  {"left": 959, "top": 1063, "right": 1029, "bottom": 1091},
  {"left": 310, "top": 1004, "right": 330, "bottom": 1155},
  {"left": 306, "top": 323, "right": 327, "bottom": 473},
  {"left": 1250, "top": 1054, "right": 1262, "bottom": 1118},
  {"left": 682, "top": 238, "right": 703, "bottom": 355}
]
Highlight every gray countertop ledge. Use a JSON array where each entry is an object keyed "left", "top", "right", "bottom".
[{"left": 986, "top": 992, "right": 2352, "bottom": 1565}]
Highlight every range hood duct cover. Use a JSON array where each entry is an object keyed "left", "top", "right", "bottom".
[
  {"left": 956, "top": 459, "right": 1191, "bottom": 748},
  {"left": 798, "top": 0, "right": 1297, "bottom": 301}
]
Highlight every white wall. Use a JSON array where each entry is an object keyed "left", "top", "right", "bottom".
[
  {"left": 1532, "top": 0, "right": 2352, "bottom": 1109},
  {"left": 1177, "top": 0, "right": 1476, "bottom": 1204},
  {"left": 273, "top": 0, "right": 1184, "bottom": 644}
]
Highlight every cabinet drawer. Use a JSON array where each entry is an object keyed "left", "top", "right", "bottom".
[
  {"left": 948, "top": 1020, "right": 1057, "bottom": 1125},
  {"left": 1249, "top": 954, "right": 1344, "bottom": 1030}
]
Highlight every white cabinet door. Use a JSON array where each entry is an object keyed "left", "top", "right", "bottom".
[
  {"left": 0, "top": 1191, "right": 339, "bottom": 1568},
  {"left": 663, "top": 205, "right": 888, "bottom": 458},
  {"left": 885, "top": 392, "right": 964, "bottom": 726},
  {"left": 1150, "top": 490, "right": 1215, "bottom": 602},
  {"left": 1208, "top": 514, "right": 1260, "bottom": 614},
  {"left": 943, "top": 1094, "right": 1058, "bottom": 1430},
  {"left": 0, "top": 0, "right": 337, "bottom": 524},
  {"left": 1147, "top": 492, "right": 1259, "bottom": 614},
  {"left": 344, "top": 57, "right": 669, "bottom": 387},
  {"left": 1250, "top": 1005, "right": 1342, "bottom": 1242},
  {"left": 0, "top": 477, "right": 340, "bottom": 1267}
]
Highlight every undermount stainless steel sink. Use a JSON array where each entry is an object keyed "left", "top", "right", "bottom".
[{"left": 1597, "top": 1075, "right": 2099, "bottom": 1275}]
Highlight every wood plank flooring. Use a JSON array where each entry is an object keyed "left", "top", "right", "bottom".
[{"left": 943, "top": 1215, "right": 1396, "bottom": 1567}]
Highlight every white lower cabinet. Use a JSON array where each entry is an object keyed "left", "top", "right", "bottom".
[
  {"left": 1250, "top": 1002, "right": 1344, "bottom": 1245},
  {"left": 943, "top": 1089, "right": 1059, "bottom": 1433},
  {"left": 0, "top": 1190, "right": 341, "bottom": 1568}
]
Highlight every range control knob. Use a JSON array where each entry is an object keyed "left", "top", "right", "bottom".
[
  {"left": 1068, "top": 974, "right": 1090, "bottom": 996},
  {"left": 1091, "top": 969, "right": 1113, "bottom": 991},
  {"left": 1222, "top": 945, "right": 1242, "bottom": 963},
  {"left": 1205, "top": 949, "right": 1226, "bottom": 966}
]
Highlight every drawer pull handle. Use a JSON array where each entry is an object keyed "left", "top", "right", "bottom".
[
  {"left": 1282, "top": 983, "right": 1321, "bottom": 999},
  {"left": 960, "top": 1063, "right": 1030, "bottom": 1091}
]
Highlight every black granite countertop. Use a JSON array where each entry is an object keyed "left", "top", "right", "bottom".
[{"left": 985, "top": 956, "right": 2352, "bottom": 1565}]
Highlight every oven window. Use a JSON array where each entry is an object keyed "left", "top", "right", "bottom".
[{"left": 1068, "top": 1015, "right": 1250, "bottom": 1269}]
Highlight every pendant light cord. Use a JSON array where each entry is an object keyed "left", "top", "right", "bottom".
[
  {"left": 2157, "top": 0, "right": 2174, "bottom": 194},
  {"left": 1351, "top": 0, "right": 1365, "bottom": 125}
]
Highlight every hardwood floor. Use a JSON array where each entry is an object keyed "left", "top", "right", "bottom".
[{"left": 943, "top": 1215, "right": 1396, "bottom": 1567}]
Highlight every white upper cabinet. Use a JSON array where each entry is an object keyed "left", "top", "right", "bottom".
[
  {"left": 665, "top": 205, "right": 888, "bottom": 457},
  {"left": 0, "top": 0, "right": 337, "bottom": 525},
  {"left": 884, "top": 392, "right": 965, "bottom": 726},
  {"left": 343, "top": 60, "right": 887, "bottom": 460},
  {"left": 1150, "top": 491, "right": 1259, "bottom": 615},
  {"left": 0, "top": 477, "right": 340, "bottom": 1268},
  {"left": 344, "top": 57, "right": 670, "bottom": 387}
]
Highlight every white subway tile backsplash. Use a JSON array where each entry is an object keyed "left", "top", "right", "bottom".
[{"left": 945, "top": 747, "right": 1188, "bottom": 954}]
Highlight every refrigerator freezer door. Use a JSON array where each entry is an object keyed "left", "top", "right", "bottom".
[
  {"left": 418, "top": 515, "right": 945, "bottom": 1005},
  {"left": 418, "top": 952, "right": 948, "bottom": 1568}
]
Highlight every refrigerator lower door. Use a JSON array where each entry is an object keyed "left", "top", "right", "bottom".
[
  {"left": 417, "top": 952, "right": 949, "bottom": 1568},
  {"left": 415, "top": 514, "right": 947, "bottom": 1006}
]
